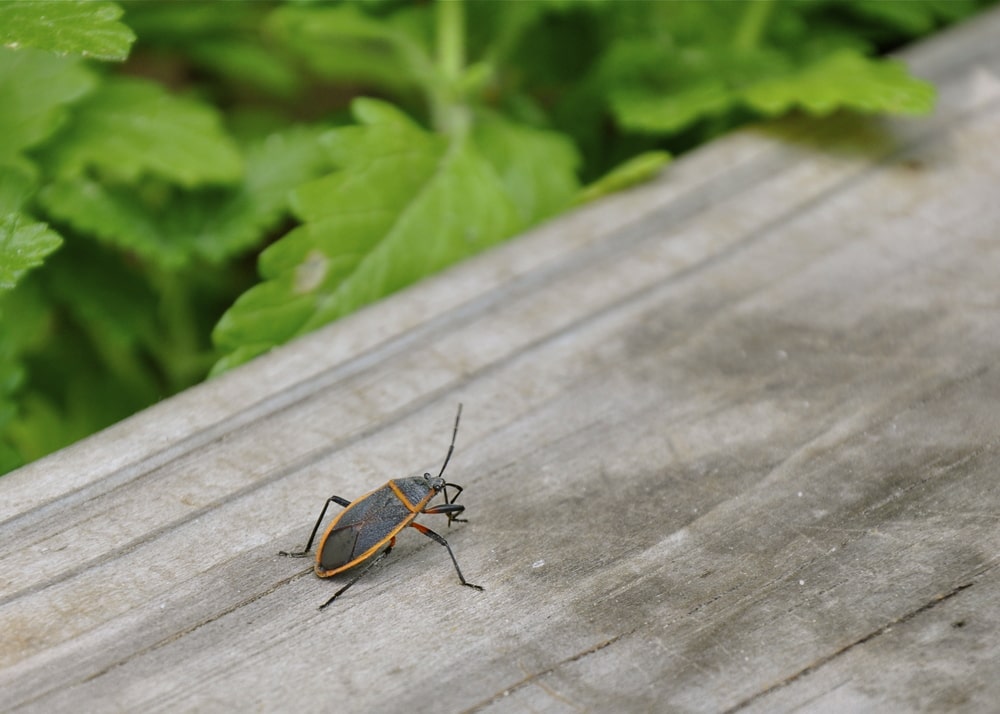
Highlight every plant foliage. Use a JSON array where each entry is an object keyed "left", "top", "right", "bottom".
[{"left": 0, "top": 0, "right": 993, "bottom": 473}]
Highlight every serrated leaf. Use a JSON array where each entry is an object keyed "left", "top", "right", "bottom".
[
  {"left": 40, "top": 77, "right": 243, "bottom": 187},
  {"left": 198, "top": 126, "right": 335, "bottom": 262},
  {"left": 0, "top": 1, "right": 135, "bottom": 61},
  {"left": 742, "top": 50, "right": 935, "bottom": 116},
  {"left": 38, "top": 127, "right": 331, "bottom": 269},
  {"left": 609, "top": 38, "right": 935, "bottom": 135},
  {"left": 212, "top": 99, "right": 522, "bottom": 368},
  {"left": 611, "top": 81, "right": 735, "bottom": 135},
  {"left": 0, "top": 213, "right": 62, "bottom": 291},
  {"left": 578, "top": 151, "right": 671, "bottom": 203},
  {"left": 39, "top": 177, "right": 177, "bottom": 263},
  {"left": 0, "top": 160, "right": 54, "bottom": 291},
  {"left": 0, "top": 48, "right": 95, "bottom": 162},
  {"left": 602, "top": 40, "right": 789, "bottom": 135},
  {"left": 472, "top": 112, "right": 580, "bottom": 225}
]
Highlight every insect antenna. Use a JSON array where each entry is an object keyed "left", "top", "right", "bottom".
[{"left": 438, "top": 403, "right": 462, "bottom": 505}]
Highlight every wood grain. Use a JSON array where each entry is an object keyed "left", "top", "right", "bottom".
[{"left": 3, "top": 9, "right": 1000, "bottom": 713}]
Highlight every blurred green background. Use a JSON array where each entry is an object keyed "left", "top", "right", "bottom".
[{"left": 0, "top": 0, "right": 992, "bottom": 474}]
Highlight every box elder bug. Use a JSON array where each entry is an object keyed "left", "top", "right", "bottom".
[{"left": 280, "top": 404, "right": 483, "bottom": 609}]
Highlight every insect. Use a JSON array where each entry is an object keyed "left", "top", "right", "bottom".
[{"left": 280, "top": 404, "right": 483, "bottom": 609}]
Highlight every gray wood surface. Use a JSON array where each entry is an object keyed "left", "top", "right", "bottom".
[{"left": 3, "top": 10, "right": 1000, "bottom": 713}]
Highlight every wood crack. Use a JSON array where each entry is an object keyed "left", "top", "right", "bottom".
[
  {"left": 460, "top": 632, "right": 628, "bottom": 714},
  {"left": 723, "top": 577, "right": 980, "bottom": 713}
]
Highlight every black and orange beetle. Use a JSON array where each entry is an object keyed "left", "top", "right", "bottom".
[{"left": 280, "top": 404, "right": 483, "bottom": 609}]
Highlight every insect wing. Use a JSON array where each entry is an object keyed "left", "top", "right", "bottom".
[{"left": 319, "top": 486, "right": 412, "bottom": 572}]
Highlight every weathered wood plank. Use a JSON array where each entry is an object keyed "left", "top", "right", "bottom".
[{"left": 3, "top": 9, "right": 1000, "bottom": 713}]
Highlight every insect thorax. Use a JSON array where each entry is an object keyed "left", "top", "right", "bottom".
[{"left": 392, "top": 475, "right": 440, "bottom": 507}]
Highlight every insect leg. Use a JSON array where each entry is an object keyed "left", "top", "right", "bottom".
[
  {"left": 424, "top": 501, "right": 468, "bottom": 527},
  {"left": 318, "top": 538, "right": 396, "bottom": 610},
  {"left": 409, "top": 522, "right": 483, "bottom": 591},
  {"left": 279, "top": 495, "right": 351, "bottom": 557}
]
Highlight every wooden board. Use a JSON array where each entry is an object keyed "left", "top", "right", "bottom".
[{"left": 3, "top": 9, "right": 1000, "bottom": 713}]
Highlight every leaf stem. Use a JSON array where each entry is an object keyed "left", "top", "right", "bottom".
[
  {"left": 734, "top": 0, "right": 775, "bottom": 52},
  {"left": 436, "top": 0, "right": 465, "bottom": 84},
  {"left": 432, "top": 0, "right": 469, "bottom": 134}
]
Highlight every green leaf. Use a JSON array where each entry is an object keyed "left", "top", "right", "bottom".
[
  {"left": 43, "top": 240, "right": 159, "bottom": 354},
  {"left": 578, "top": 151, "right": 671, "bottom": 203},
  {"left": 464, "top": 1, "right": 547, "bottom": 69},
  {"left": 534, "top": 0, "right": 615, "bottom": 9},
  {"left": 38, "top": 126, "right": 331, "bottom": 269},
  {"left": 0, "top": 214, "right": 62, "bottom": 291},
  {"left": 0, "top": 163, "right": 60, "bottom": 292},
  {"left": 122, "top": 0, "right": 266, "bottom": 40},
  {"left": 3, "top": 394, "right": 67, "bottom": 468},
  {"left": 0, "top": 441, "right": 21, "bottom": 474},
  {"left": 0, "top": 48, "right": 95, "bottom": 162},
  {"left": 0, "top": 280, "right": 50, "bottom": 391},
  {"left": 188, "top": 40, "right": 303, "bottom": 98},
  {"left": 608, "top": 35, "right": 935, "bottom": 135},
  {"left": 196, "top": 126, "right": 335, "bottom": 263},
  {"left": 38, "top": 240, "right": 189, "bottom": 396},
  {"left": 846, "top": 0, "right": 979, "bottom": 36},
  {"left": 3, "top": 278, "right": 51, "bottom": 338},
  {"left": 4, "top": 354, "right": 154, "bottom": 465},
  {"left": 611, "top": 82, "right": 735, "bottom": 135},
  {"left": 0, "top": 162, "right": 37, "bottom": 214},
  {"left": 122, "top": 2, "right": 301, "bottom": 98},
  {"left": 211, "top": 344, "right": 272, "bottom": 377},
  {"left": 266, "top": 4, "right": 433, "bottom": 95},
  {"left": 742, "top": 50, "right": 936, "bottom": 117},
  {"left": 603, "top": 39, "right": 790, "bottom": 135},
  {"left": 472, "top": 112, "right": 580, "bottom": 225},
  {"left": 0, "top": 280, "right": 53, "bottom": 473},
  {"left": 212, "top": 99, "right": 523, "bottom": 370},
  {"left": 39, "top": 77, "right": 243, "bottom": 187},
  {"left": 0, "top": 1, "right": 135, "bottom": 61},
  {"left": 1, "top": 243, "right": 176, "bottom": 468}
]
